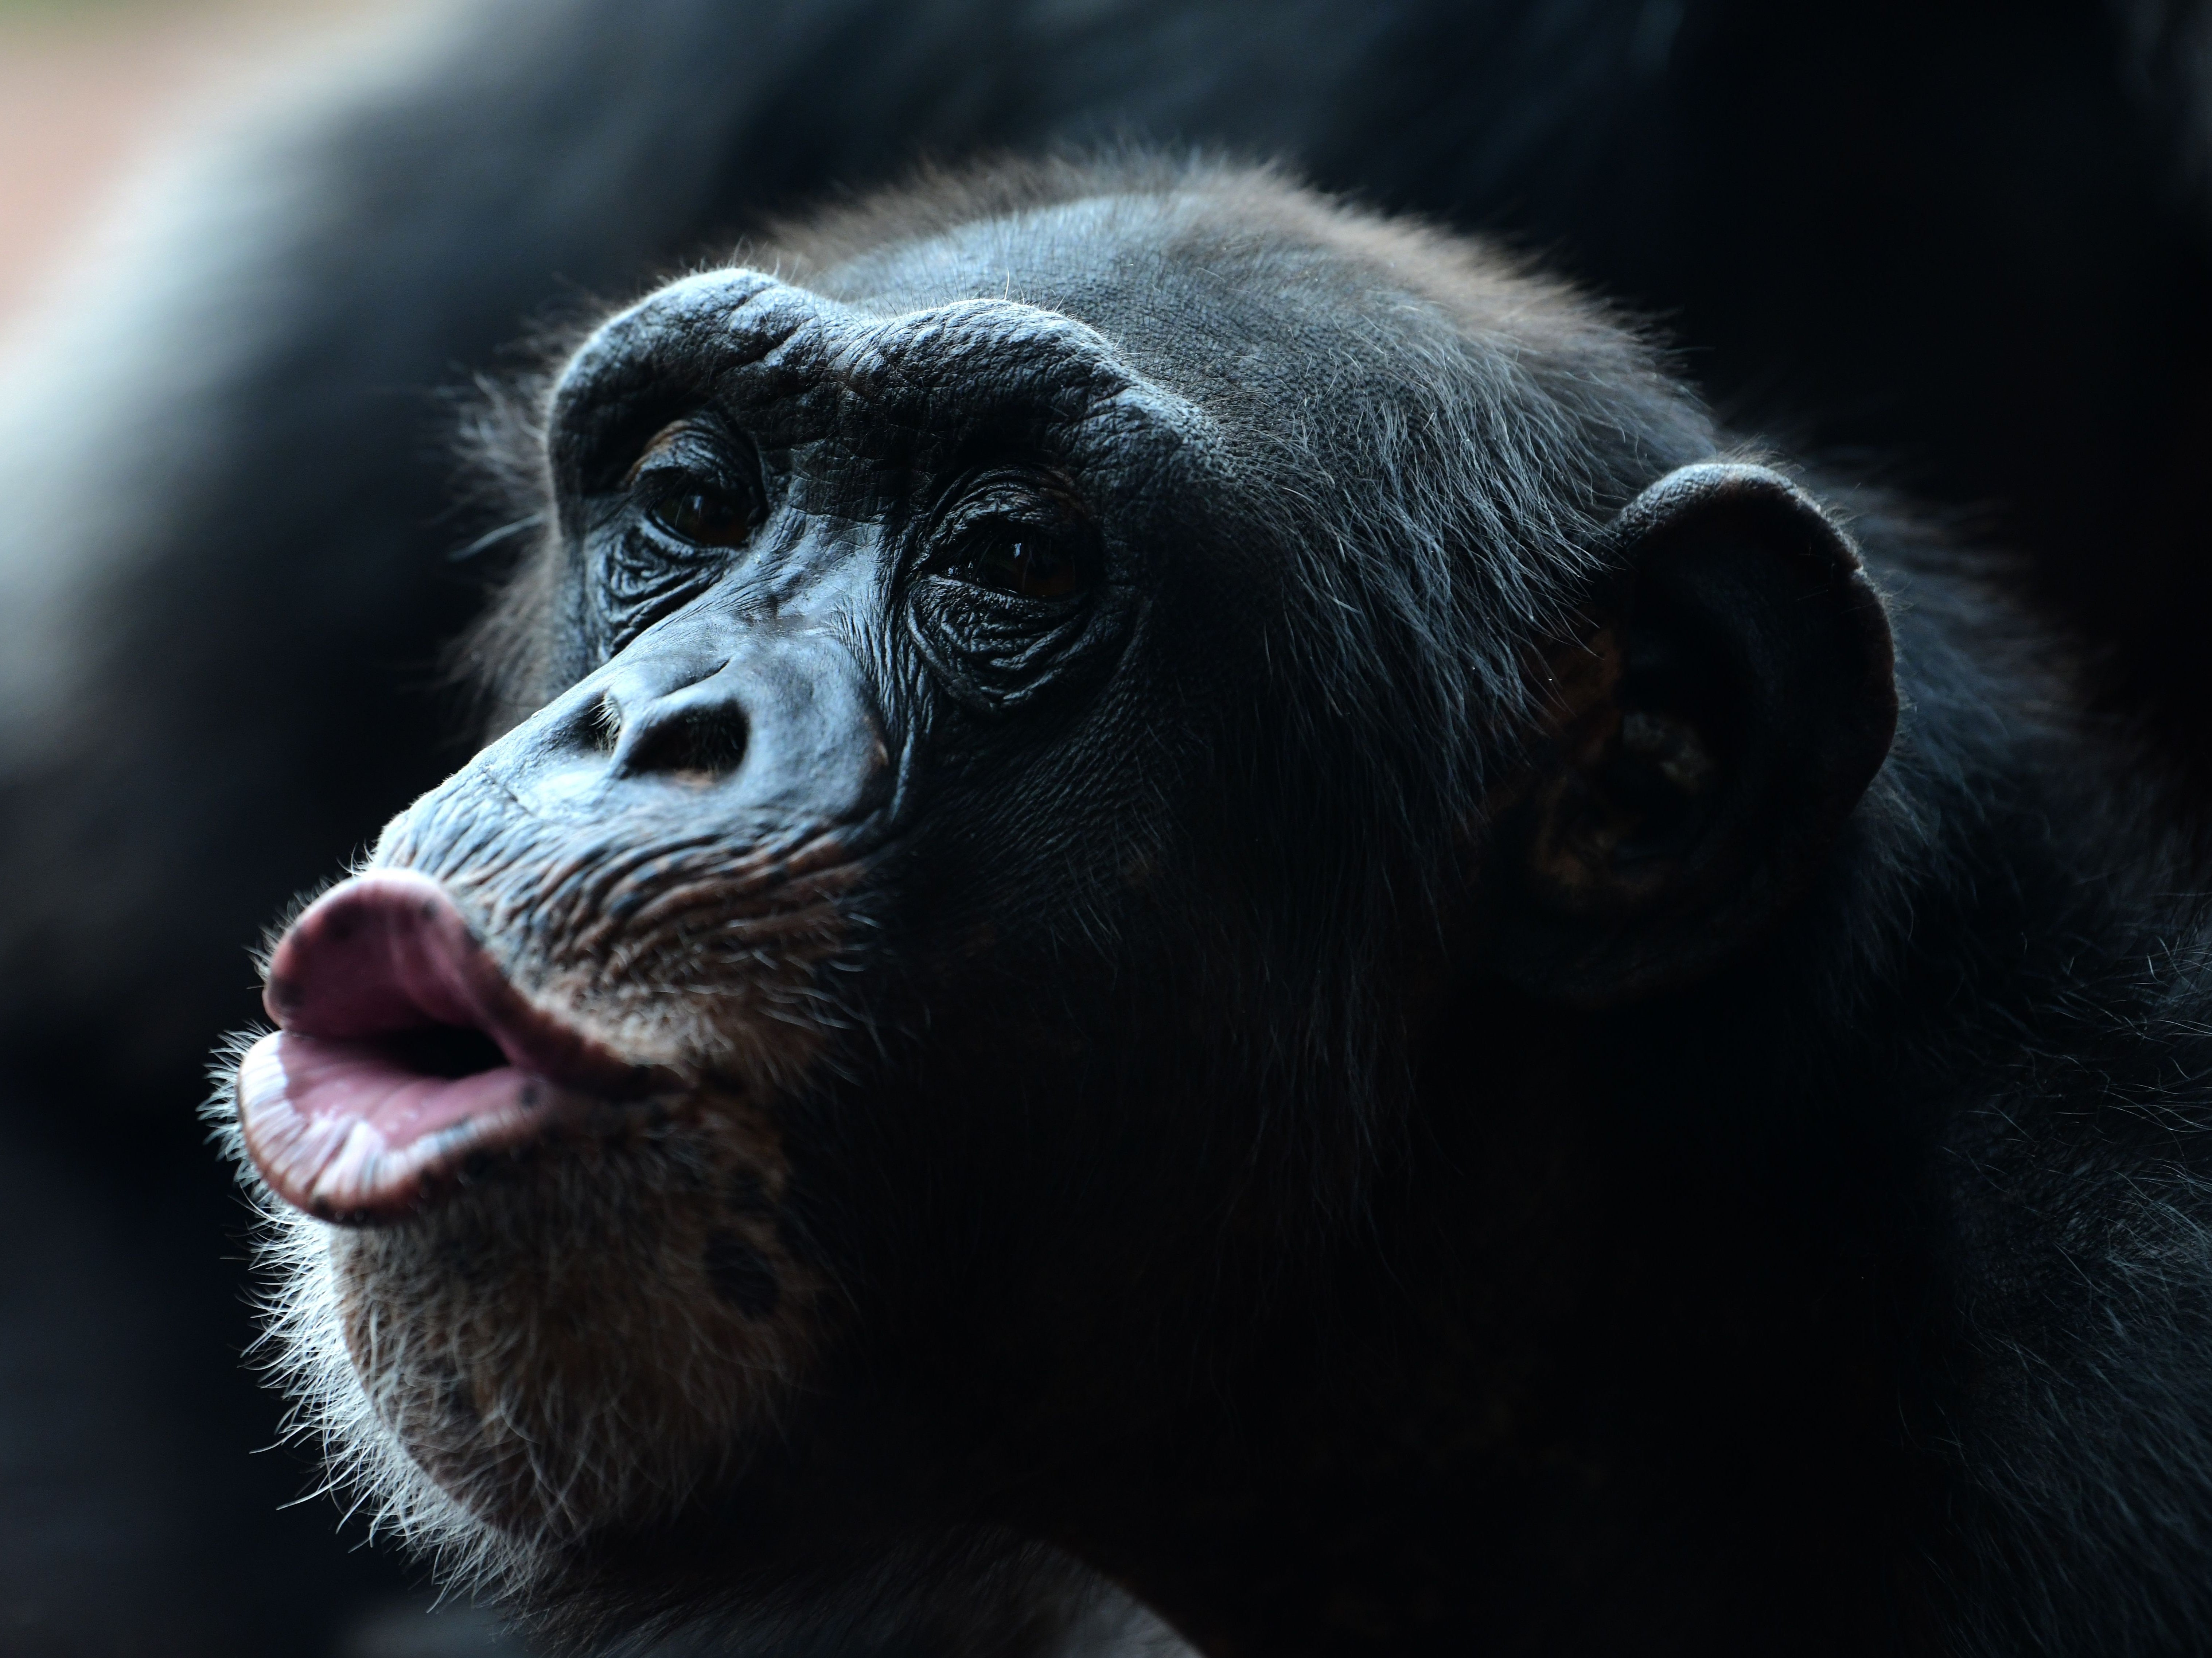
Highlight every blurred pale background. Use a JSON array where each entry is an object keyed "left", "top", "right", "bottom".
[{"left": 0, "top": 0, "right": 386, "bottom": 320}]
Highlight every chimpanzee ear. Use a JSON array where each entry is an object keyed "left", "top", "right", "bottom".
[{"left": 1490, "top": 463, "right": 1897, "bottom": 1005}]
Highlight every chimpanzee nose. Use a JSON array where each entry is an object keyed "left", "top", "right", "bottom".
[
  {"left": 574, "top": 628, "right": 889, "bottom": 824},
  {"left": 606, "top": 677, "right": 751, "bottom": 783},
  {"left": 450, "top": 614, "right": 893, "bottom": 836}
]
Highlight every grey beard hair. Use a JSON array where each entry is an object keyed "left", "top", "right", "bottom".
[
  {"left": 204, "top": 1028, "right": 819, "bottom": 1604},
  {"left": 207, "top": 1052, "right": 526, "bottom": 1592}
]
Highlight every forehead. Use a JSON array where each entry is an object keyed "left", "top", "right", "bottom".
[
  {"left": 821, "top": 194, "right": 1463, "bottom": 414},
  {"left": 546, "top": 193, "right": 1436, "bottom": 489},
  {"left": 813, "top": 193, "right": 1404, "bottom": 362}
]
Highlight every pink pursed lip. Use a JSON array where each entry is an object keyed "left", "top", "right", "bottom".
[{"left": 235, "top": 869, "right": 674, "bottom": 1224}]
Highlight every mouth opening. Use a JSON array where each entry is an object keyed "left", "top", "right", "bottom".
[
  {"left": 234, "top": 870, "right": 672, "bottom": 1224},
  {"left": 377, "top": 1024, "right": 511, "bottom": 1082}
]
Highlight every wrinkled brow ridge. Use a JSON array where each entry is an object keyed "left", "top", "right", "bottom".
[{"left": 550, "top": 272, "right": 1211, "bottom": 496}]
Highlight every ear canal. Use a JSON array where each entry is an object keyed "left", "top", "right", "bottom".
[{"left": 1491, "top": 463, "right": 1898, "bottom": 1006}]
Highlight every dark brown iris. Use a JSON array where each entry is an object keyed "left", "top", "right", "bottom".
[
  {"left": 649, "top": 486, "right": 754, "bottom": 547},
  {"left": 964, "top": 530, "right": 1083, "bottom": 600}
]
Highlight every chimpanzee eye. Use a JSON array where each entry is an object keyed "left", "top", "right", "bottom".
[
  {"left": 954, "top": 527, "right": 1084, "bottom": 600},
  {"left": 908, "top": 474, "right": 1124, "bottom": 710},
  {"left": 931, "top": 474, "right": 1097, "bottom": 604},
  {"left": 599, "top": 425, "right": 763, "bottom": 655},
  {"left": 647, "top": 484, "right": 755, "bottom": 548}
]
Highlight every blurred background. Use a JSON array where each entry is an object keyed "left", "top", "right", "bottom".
[{"left": 0, "top": 0, "right": 383, "bottom": 319}]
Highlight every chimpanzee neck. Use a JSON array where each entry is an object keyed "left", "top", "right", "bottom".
[
  {"left": 1045, "top": 565, "right": 2192, "bottom": 1655},
  {"left": 1049, "top": 980, "right": 1923, "bottom": 1655}
]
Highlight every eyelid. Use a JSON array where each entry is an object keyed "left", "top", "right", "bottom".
[
  {"left": 620, "top": 418, "right": 749, "bottom": 490},
  {"left": 938, "top": 471, "right": 1090, "bottom": 536},
  {"left": 621, "top": 421, "right": 692, "bottom": 488}
]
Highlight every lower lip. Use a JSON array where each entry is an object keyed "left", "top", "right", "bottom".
[{"left": 235, "top": 1028, "right": 579, "bottom": 1223}]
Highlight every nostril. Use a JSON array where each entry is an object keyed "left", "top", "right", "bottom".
[
  {"left": 590, "top": 692, "right": 623, "bottom": 756},
  {"left": 557, "top": 691, "right": 625, "bottom": 758},
  {"left": 617, "top": 704, "right": 750, "bottom": 783}
]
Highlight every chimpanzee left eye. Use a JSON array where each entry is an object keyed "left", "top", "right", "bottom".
[
  {"left": 955, "top": 528, "right": 1085, "bottom": 601},
  {"left": 932, "top": 473, "right": 1097, "bottom": 605}
]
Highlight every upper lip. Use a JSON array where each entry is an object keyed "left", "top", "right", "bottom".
[{"left": 234, "top": 869, "right": 677, "bottom": 1223}]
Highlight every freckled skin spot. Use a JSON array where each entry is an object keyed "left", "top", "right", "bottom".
[{"left": 703, "top": 1228, "right": 780, "bottom": 1318}]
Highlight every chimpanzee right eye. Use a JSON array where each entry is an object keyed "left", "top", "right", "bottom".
[
  {"left": 647, "top": 485, "right": 755, "bottom": 548},
  {"left": 620, "top": 418, "right": 762, "bottom": 550}
]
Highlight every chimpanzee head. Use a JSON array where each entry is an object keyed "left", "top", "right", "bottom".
[{"left": 220, "top": 161, "right": 1893, "bottom": 1608}]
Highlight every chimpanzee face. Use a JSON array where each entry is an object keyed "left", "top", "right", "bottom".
[{"left": 228, "top": 247, "right": 1268, "bottom": 1558}]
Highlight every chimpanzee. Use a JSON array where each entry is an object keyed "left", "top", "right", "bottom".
[{"left": 218, "top": 159, "right": 2212, "bottom": 1656}]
